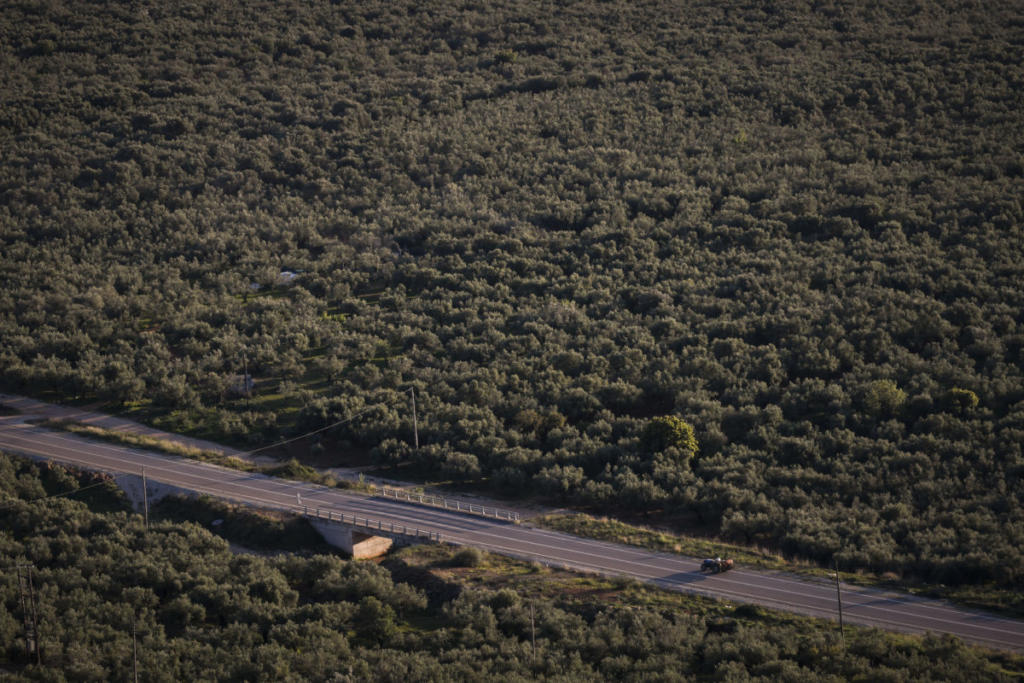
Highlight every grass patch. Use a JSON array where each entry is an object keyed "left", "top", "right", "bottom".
[
  {"left": 393, "top": 544, "right": 834, "bottom": 630},
  {"left": 534, "top": 513, "right": 791, "bottom": 571},
  {"left": 37, "top": 418, "right": 256, "bottom": 470},
  {"left": 36, "top": 419, "right": 376, "bottom": 495},
  {"left": 263, "top": 458, "right": 375, "bottom": 494},
  {"left": 895, "top": 582, "right": 1024, "bottom": 621}
]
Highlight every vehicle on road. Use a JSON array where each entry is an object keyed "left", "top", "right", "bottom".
[{"left": 701, "top": 557, "right": 734, "bottom": 573}]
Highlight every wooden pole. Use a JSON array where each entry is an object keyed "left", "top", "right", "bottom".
[
  {"left": 141, "top": 466, "right": 149, "bottom": 529},
  {"left": 243, "top": 353, "right": 249, "bottom": 397},
  {"left": 531, "top": 602, "right": 537, "bottom": 664},
  {"left": 834, "top": 558, "right": 845, "bottom": 645},
  {"left": 132, "top": 615, "right": 139, "bottom": 683},
  {"left": 410, "top": 387, "right": 419, "bottom": 449},
  {"left": 24, "top": 565, "right": 42, "bottom": 665},
  {"left": 16, "top": 565, "right": 38, "bottom": 663}
]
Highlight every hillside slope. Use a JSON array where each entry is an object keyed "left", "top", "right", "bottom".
[{"left": 1, "top": 0, "right": 1022, "bottom": 586}]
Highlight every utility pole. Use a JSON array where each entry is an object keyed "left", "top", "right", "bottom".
[
  {"left": 409, "top": 387, "right": 419, "bottom": 449},
  {"left": 16, "top": 563, "right": 42, "bottom": 665},
  {"left": 530, "top": 602, "right": 536, "bottom": 665},
  {"left": 243, "top": 352, "right": 250, "bottom": 398},
  {"left": 834, "top": 558, "right": 845, "bottom": 646},
  {"left": 141, "top": 466, "right": 149, "bottom": 529},
  {"left": 132, "top": 615, "right": 139, "bottom": 683}
]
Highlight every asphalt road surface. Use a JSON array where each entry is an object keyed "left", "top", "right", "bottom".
[{"left": 1, "top": 413, "right": 1022, "bottom": 653}]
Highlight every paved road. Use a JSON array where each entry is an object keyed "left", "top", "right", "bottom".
[
  {"left": 0, "top": 393, "right": 255, "bottom": 459},
  {"left": 0, "top": 393, "right": 539, "bottom": 514},
  {"left": 1, "top": 414, "right": 1022, "bottom": 653}
]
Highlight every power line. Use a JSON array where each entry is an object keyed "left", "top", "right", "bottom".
[
  {"left": 141, "top": 466, "right": 149, "bottom": 529},
  {"left": 2, "top": 385, "right": 423, "bottom": 500},
  {"left": 240, "top": 402, "right": 385, "bottom": 456},
  {"left": 16, "top": 563, "right": 42, "bottom": 665},
  {"left": 409, "top": 387, "right": 419, "bottom": 450},
  {"left": 0, "top": 475, "right": 128, "bottom": 509},
  {"left": 834, "top": 557, "right": 846, "bottom": 646},
  {"left": 237, "top": 386, "right": 422, "bottom": 457}
]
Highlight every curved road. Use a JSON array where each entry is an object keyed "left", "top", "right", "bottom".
[{"left": 1, "top": 413, "right": 1022, "bottom": 653}]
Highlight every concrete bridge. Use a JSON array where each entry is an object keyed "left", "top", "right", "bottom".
[
  {"left": 117, "top": 471, "right": 440, "bottom": 559},
  {"left": 5, "top": 410, "right": 1023, "bottom": 652},
  {"left": 300, "top": 505, "right": 443, "bottom": 558}
]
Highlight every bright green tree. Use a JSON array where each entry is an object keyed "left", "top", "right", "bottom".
[
  {"left": 862, "top": 379, "right": 906, "bottom": 417},
  {"left": 641, "top": 416, "right": 699, "bottom": 459},
  {"left": 946, "top": 387, "right": 979, "bottom": 411}
]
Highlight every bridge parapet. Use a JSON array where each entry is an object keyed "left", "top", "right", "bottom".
[
  {"left": 377, "top": 487, "right": 519, "bottom": 522},
  {"left": 301, "top": 506, "right": 442, "bottom": 544}
]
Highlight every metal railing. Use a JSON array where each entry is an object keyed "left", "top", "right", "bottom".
[
  {"left": 377, "top": 486, "right": 520, "bottom": 522},
  {"left": 301, "top": 506, "right": 442, "bottom": 543}
]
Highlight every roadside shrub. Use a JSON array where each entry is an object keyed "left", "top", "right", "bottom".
[{"left": 453, "top": 546, "right": 484, "bottom": 567}]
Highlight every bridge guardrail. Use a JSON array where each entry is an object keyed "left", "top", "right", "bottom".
[
  {"left": 301, "top": 505, "right": 442, "bottom": 543},
  {"left": 377, "top": 486, "right": 520, "bottom": 522}
]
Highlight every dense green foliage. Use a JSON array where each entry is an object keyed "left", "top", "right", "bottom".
[
  {"left": 2, "top": 0, "right": 1023, "bottom": 587},
  {"left": 3, "top": 455, "right": 1021, "bottom": 680},
  {"left": 153, "top": 494, "right": 335, "bottom": 554}
]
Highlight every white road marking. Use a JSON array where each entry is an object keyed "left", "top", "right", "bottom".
[{"left": 1, "top": 420, "right": 1022, "bottom": 652}]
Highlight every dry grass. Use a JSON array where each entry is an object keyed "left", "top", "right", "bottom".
[{"left": 37, "top": 419, "right": 375, "bottom": 494}]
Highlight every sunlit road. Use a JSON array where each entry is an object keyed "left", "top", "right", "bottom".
[{"left": 1, "top": 409, "right": 1022, "bottom": 653}]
